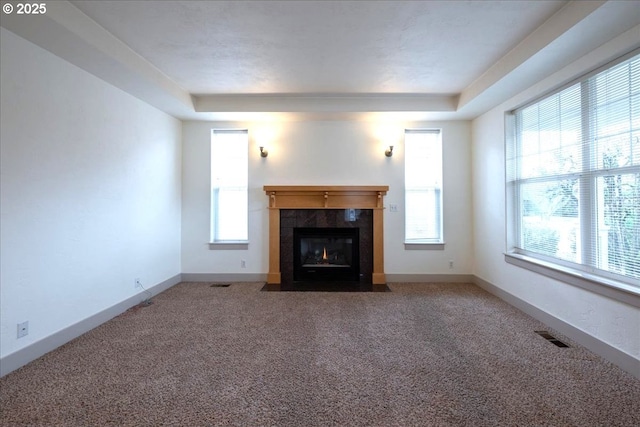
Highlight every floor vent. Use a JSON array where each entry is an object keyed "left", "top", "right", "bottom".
[
  {"left": 210, "top": 283, "right": 231, "bottom": 288},
  {"left": 535, "top": 330, "right": 569, "bottom": 348}
]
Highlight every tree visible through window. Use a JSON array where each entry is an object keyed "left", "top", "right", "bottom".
[{"left": 507, "top": 52, "right": 640, "bottom": 285}]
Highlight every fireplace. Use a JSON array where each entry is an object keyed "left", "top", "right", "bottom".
[
  {"left": 263, "top": 185, "right": 389, "bottom": 291},
  {"left": 279, "top": 209, "right": 372, "bottom": 290},
  {"left": 294, "top": 227, "right": 359, "bottom": 282}
]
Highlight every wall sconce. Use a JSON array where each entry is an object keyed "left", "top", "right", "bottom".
[
  {"left": 259, "top": 146, "right": 269, "bottom": 158},
  {"left": 385, "top": 146, "right": 394, "bottom": 157}
]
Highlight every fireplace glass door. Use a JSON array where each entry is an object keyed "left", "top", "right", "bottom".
[{"left": 293, "top": 227, "right": 359, "bottom": 282}]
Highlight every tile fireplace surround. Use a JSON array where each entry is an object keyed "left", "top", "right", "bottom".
[{"left": 264, "top": 185, "right": 389, "bottom": 290}]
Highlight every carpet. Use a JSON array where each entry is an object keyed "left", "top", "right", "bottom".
[{"left": 1, "top": 282, "right": 638, "bottom": 426}]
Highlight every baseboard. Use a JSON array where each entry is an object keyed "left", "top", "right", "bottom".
[
  {"left": 6, "top": 272, "right": 636, "bottom": 379},
  {"left": 0, "top": 273, "right": 182, "bottom": 378},
  {"left": 473, "top": 275, "right": 640, "bottom": 379},
  {"left": 386, "top": 274, "right": 474, "bottom": 283},
  {"left": 181, "top": 273, "right": 268, "bottom": 282},
  {"left": 182, "top": 273, "right": 473, "bottom": 284}
]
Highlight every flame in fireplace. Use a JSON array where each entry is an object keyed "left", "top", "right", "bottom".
[{"left": 322, "top": 247, "right": 328, "bottom": 261}]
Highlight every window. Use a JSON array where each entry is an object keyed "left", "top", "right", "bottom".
[
  {"left": 507, "top": 52, "right": 640, "bottom": 289},
  {"left": 211, "top": 130, "right": 248, "bottom": 243},
  {"left": 404, "top": 129, "right": 443, "bottom": 244}
]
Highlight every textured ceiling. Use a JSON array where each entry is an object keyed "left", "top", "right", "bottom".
[
  {"left": 2, "top": 1, "right": 638, "bottom": 120},
  {"left": 71, "top": 0, "right": 566, "bottom": 95}
]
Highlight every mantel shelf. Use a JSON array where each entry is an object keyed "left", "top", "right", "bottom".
[{"left": 264, "top": 185, "right": 388, "bottom": 209}]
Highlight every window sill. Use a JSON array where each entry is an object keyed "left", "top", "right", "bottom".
[
  {"left": 209, "top": 241, "right": 249, "bottom": 250},
  {"left": 405, "top": 242, "right": 445, "bottom": 250},
  {"left": 504, "top": 252, "right": 640, "bottom": 308}
]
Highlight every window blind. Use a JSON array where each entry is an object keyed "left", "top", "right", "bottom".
[
  {"left": 405, "top": 129, "right": 443, "bottom": 243},
  {"left": 211, "top": 130, "right": 248, "bottom": 242},
  {"left": 508, "top": 52, "right": 640, "bottom": 284}
]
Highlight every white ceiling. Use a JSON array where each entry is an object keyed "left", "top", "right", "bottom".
[
  {"left": 2, "top": 1, "right": 639, "bottom": 121},
  {"left": 71, "top": 0, "right": 565, "bottom": 95}
]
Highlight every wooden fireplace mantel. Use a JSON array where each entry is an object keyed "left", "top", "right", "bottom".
[{"left": 264, "top": 185, "right": 389, "bottom": 287}]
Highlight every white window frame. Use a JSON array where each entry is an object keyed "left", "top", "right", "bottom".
[
  {"left": 506, "top": 50, "right": 640, "bottom": 304},
  {"left": 404, "top": 129, "right": 444, "bottom": 248},
  {"left": 210, "top": 129, "right": 249, "bottom": 247}
]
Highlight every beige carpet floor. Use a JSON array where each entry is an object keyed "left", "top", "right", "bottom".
[{"left": 1, "top": 282, "right": 639, "bottom": 426}]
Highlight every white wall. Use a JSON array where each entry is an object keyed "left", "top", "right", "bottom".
[
  {"left": 0, "top": 29, "right": 182, "bottom": 360},
  {"left": 182, "top": 120, "right": 472, "bottom": 276},
  {"left": 471, "top": 27, "right": 640, "bottom": 359}
]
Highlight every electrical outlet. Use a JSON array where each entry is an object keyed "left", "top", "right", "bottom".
[
  {"left": 241, "top": 260, "right": 246, "bottom": 268},
  {"left": 449, "top": 260, "right": 454, "bottom": 269},
  {"left": 17, "top": 321, "right": 28, "bottom": 339},
  {"left": 135, "top": 278, "right": 142, "bottom": 289}
]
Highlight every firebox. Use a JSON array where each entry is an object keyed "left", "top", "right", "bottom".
[{"left": 293, "top": 227, "right": 360, "bottom": 282}]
